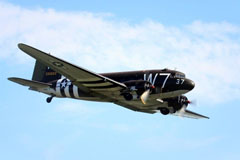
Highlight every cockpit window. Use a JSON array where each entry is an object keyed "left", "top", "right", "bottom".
[{"left": 175, "top": 73, "right": 185, "bottom": 78}]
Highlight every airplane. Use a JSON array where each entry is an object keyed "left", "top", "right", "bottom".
[{"left": 8, "top": 43, "right": 209, "bottom": 119}]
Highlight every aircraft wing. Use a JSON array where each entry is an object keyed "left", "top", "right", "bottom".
[
  {"left": 114, "top": 101, "right": 158, "bottom": 114},
  {"left": 18, "top": 43, "right": 127, "bottom": 101},
  {"left": 174, "top": 109, "right": 209, "bottom": 119}
]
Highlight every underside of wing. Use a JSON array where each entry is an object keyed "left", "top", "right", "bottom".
[
  {"left": 174, "top": 109, "right": 209, "bottom": 119},
  {"left": 18, "top": 43, "right": 127, "bottom": 98},
  {"left": 114, "top": 101, "right": 157, "bottom": 114},
  {"left": 113, "top": 96, "right": 167, "bottom": 114}
]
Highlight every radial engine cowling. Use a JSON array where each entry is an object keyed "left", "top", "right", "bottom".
[
  {"left": 167, "top": 95, "right": 191, "bottom": 111},
  {"left": 123, "top": 80, "right": 153, "bottom": 95},
  {"left": 123, "top": 80, "right": 154, "bottom": 100}
]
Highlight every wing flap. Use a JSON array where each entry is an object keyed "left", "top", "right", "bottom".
[{"left": 8, "top": 77, "right": 51, "bottom": 88}]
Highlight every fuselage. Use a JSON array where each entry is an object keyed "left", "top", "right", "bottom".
[{"left": 38, "top": 68, "right": 195, "bottom": 102}]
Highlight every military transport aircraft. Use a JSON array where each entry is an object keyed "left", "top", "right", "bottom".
[{"left": 8, "top": 43, "right": 209, "bottom": 119}]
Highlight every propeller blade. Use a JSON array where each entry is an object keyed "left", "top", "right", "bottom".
[
  {"left": 178, "top": 104, "right": 187, "bottom": 117},
  {"left": 188, "top": 99, "right": 197, "bottom": 106},
  {"left": 140, "top": 89, "right": 150, "bottom": 105}
]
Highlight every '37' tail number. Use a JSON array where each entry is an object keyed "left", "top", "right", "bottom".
[{"left": 176, "top": 79, "right": 184, "bottom": 85}]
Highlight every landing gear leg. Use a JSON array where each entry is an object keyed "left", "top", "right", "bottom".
[{"left": 46, "top": 95, "right": 54, "bottom": 103}]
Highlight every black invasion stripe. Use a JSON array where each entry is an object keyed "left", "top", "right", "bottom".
[
  {"left": 69, "top": 84, "right": 75, "bottom": 98},
  {"left": 60, "top": 87, "right": 66, "bottom": 97},
  {"left": 87, "top": 84, "right": 118, "bottom": 89},
  {"left": 78, "top": 88, "right": 83, "bottom": 97}
]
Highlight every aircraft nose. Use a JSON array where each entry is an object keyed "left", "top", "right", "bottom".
[{"left": 184, "top": 79, "right": 195, "bottom": 91}]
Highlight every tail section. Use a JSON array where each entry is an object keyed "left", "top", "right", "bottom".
[
  {"left": 32, "top": 60, "right": 61, "bottom": 83},
  {"left": 8, "top": 77, "right": 51, "bottom": 89},
  {"left": 8, "top": 60, "right": 62, "bottom": 103},
  {"left": 8, "top": 60, "right": 61, "bottom": 91}
]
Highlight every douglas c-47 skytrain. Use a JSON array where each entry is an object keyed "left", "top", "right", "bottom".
[{"left": 8, "top": 43, "right": 209, "bottom": 119}]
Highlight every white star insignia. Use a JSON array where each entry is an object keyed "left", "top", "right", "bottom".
[{"left": 61, "top": 80, "right": 67, "bottom": 88}]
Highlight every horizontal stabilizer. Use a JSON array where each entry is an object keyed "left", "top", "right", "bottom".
[
  {"left": 8, "top": 77, "right": 51, "bottom": 88},
  {"left": 175, "top": 109, "right": 209, "bottom": 119}
]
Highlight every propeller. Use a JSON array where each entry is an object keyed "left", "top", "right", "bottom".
[
  {"left": 178, "top": 104, "right": 187, "bottom": 117},
  {"left": 177, "top": 98, "right": 196, "bottom": 117},
  {"left": 178, "top": 95, "right": 196, "bottom": 106},
  {"left": 140, "top": 89, "right": 150, "bottom": 104},
  {"left": 140, "top": 84, "right": 155, "bottom": 105},
  {"left": 187, "top": 99, "right": 197, "bottom": 106}
]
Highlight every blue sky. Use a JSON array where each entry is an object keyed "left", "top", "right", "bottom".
[
  {"left": 0, "top": 0, "right": 240, "bottom": 160},
  {"left": 4, "top": 0, "right": 240, "bottom": 25}
]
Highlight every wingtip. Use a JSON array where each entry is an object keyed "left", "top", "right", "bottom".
[
  {"left": 8, "top": 77, "right": 19, "bottom": 82},
  {"left": 201, "top": 114, "right": 210, "bottom": 119},
  {"left": 198, "top": 115, "right": 210, "bottom": 119},
  {"left": 18, "top": 43, "right": 26, "bottom": 50},
  {"left": 8, "top": 77, "right": 15, "bottom": 81},
  {"left": 199, "top": 115, "right": 210, "bottom": 119}
]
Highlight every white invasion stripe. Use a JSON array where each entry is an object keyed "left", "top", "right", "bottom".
[
  {"left": 73, "top": 85, "right": 80, "bottom": 98},
  {"left": 56, "top": 79, "right": 62, "bottom": 97},
  {"left": 64, "top": 86, "right": 71, "bottom": 98}
]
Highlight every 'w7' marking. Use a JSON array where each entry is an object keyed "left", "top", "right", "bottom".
[{"left": 144, "top": 73, "right": 170, "bottom": 89}]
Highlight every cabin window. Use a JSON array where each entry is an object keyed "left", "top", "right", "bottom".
[{"left": 175, "top": 73, "right": 185, "bottom": 78}]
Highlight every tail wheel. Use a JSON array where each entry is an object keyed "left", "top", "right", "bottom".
[
  {"left": 160, "top": 108, "right": 170, "bottom": 115},
  {"left": 46, "top": 96, "right": 54, "bottom": 103}
]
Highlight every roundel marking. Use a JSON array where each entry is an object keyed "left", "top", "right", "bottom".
[
  {"left": 52, "top": 62, "right": 64, "bottom": 67},
  {"left": 50, "top": 61, "right": 68, "bottom": 70}
]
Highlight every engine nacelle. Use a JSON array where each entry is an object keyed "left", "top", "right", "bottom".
[
  {"left": 124, "top": 80, "right": 153, "bottom": 95},
  {"left": 167, "top": 95, "right": 190, "bottom": 111},
  {"left": 122, "top": 80, "right": 153, "bottom": 101}
]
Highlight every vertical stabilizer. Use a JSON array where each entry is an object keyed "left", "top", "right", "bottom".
[{"left": 32, "top": 61, "right": 61, "bottom": 83}]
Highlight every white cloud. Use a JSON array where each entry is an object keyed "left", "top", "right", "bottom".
[{"left": 1, "top": 2, "right": 240, "bottom": 104}]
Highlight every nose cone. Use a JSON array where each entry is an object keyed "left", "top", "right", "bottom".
[{"left": 184, "top": 79, "right": 195, "bottom": 91}]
